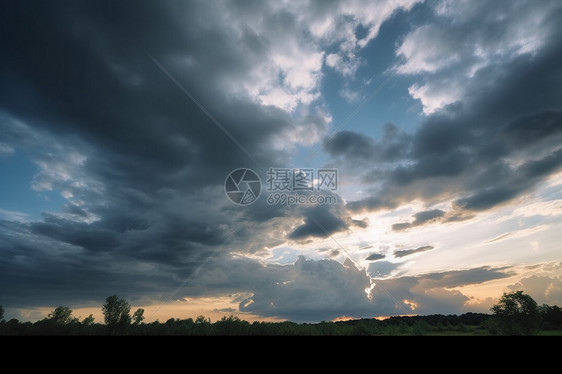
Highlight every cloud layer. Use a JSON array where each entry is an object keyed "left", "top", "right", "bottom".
[
  {"left": 341, "top": 4, "right": 562, "bottom": 226},
  {"left": 0, "top": 1, "right": 424, "bottom": 313},
  {"left": 1, "top": 0, "right": 561, "bottom": 322}
]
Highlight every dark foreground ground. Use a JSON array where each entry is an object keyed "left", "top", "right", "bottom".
[{"left": 2, "top": 312, "right": 562, "bottom": 335}]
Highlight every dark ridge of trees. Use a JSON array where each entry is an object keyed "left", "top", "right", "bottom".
[{"left": 1, "top": 291, "right": 561, "bottom": 336}]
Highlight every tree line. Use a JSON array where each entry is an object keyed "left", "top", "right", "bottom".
[{"left": 1, "top": 291, "right": 561, "bottom": 335}]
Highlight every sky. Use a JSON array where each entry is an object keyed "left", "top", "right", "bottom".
[{"left": 1, "top": 0, "right": 562, "bottom": 323}]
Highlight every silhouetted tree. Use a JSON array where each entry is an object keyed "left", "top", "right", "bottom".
[
  {"left": 48, "top": 306, "right": 76, "bottom": 324},
  {"left": 82, "top": 314, "right": 95, "bottom": 326},
  {"left": 0, "top": 305, "right": 4, "bottom": 322},
  {"left": 489, "top": 291, "right": 541, "bottom": 335},
  {"left": 102, "top": 295, "right": 131, "bottom": 334},
  {"left": 30, "top": 306, "right": 79, "bottom": 335},
  {"left": 132, "top": 308, "right": 145, "bottom": 325}
]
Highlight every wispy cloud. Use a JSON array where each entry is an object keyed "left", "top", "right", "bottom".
[
  {"left": 394, "top": 245, "right": 435, "bottom": 258},
  {"left": 486, "top": 226, "right": 550, "bottom": 244},
  {"left": 0, "top": 209, "right": 28, "bottom": 222}
]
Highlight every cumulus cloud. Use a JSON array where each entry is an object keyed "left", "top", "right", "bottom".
[
  {"left": 370, "top": 265, "right": 514, "bottom": 315},
  {"left": 310, "top": 0, "right": 422, "bottom": 77},
  {"left": 344, "top": 17, "right": 562, "bottom": 219},
  {"left": 219, "top": 0, "right": 423, "bottom": 108},
  {"left": 189, "top": 256, "right": 514, "bottom": 321},
  {"left": 508, "top": 275, "right": 562, "bottom": 306},
  {"left": 396, "top": 24, "right": 461, "bottom": 75},
  {"left": 238, "top": 256, "right": 374, "bottom": 322},
  {"left": 395, "top": 0, "right": 562, "bottom": 114},
  {"left": 257, "top": 260, "right": 511, "bottom": 318}
]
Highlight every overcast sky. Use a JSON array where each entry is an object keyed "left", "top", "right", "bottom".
[{"left": 1, "top": 0, "right": 562, "bottom": 323}]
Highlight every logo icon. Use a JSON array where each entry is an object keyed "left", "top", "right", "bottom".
[{"left": 224, "top": 168, "right": 262, "bottom": 205}]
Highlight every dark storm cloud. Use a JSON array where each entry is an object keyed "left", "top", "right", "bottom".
[
  {"left": 0, "top": 1, "right": 295, "bottom": 194},
  {"left": 61, "top": 204, "right": 90, "bottom": 218},
  {"left": 502, "top": 111, "right": 562, "bottom": 148},
  {"left": 29, "top": 218, "right": 120, "bottom": 252},
  {"left": 323, "top": 123, "right": 412, "bottom": 163},
  {"left": 0, "top": 1, "right": 327, "bottom": 309},
  {"left": 412, "top": 209, "right": 445, "bottom": 223},
  {"left": 324, "top": 131, "right": 376, "bottom": 159},
  {"left": 392, "top": 209, "right": 445, "bottom": 231},
  {"left": 5, "top": 4, "right": 225, "bottom": 203},
  {"left": 346, "top": 195, "right": 399, "bottom": 212},
  {"left": 455, "top": 148, "right": 562, "bottom": 211},
  {"left": 289, "top": 205, "right": 348, "bottom": 240},
  {"left": 394, "top": 245, "right": 434, "bottom": 258},
  {"left": 0, "top": 221, "right": 177, "bottom": 307},
  {"left": 421, "top": 266, "right": 514, "bottom": 288}
]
